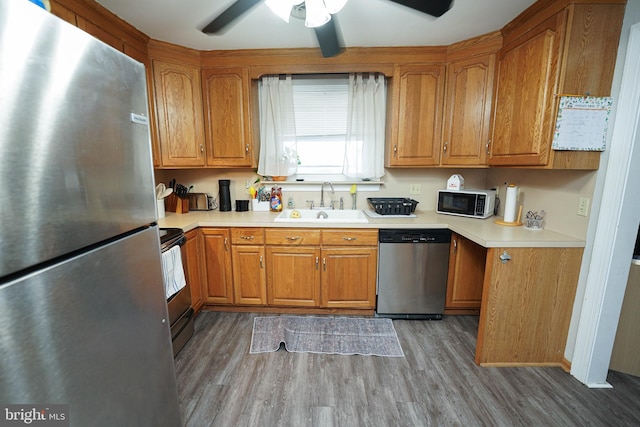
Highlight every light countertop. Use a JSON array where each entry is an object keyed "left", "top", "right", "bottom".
[{"left": 157, "top": 209, "right": 585, "bottom": 249}]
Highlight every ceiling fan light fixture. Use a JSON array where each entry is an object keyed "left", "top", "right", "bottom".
[
  {"left": 265, "top": 0, "right": 294, "bottom": 23},
  {"left": 323, "top": 0, "right": 348, "bottom": 14},
  {"left": 304, "top": 0, "right": 331, "bottom": 28}
]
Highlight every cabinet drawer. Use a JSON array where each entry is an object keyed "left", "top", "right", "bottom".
[
  {"left": 231, "top": 228, "right": 265, "bottom": 245},
  {"left": 321, "top": 229, "right": 378, "bottom": 246},
  {"left": 265, "top": 229, "right": 321, "bottom": 246}
]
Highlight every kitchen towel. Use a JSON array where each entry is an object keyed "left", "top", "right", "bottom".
[
  {"left": 503, "top": 185, "right": 518, "bottom": 223},
  {"left": 161, "top": 246, "right": 186, "bottom": 299}
]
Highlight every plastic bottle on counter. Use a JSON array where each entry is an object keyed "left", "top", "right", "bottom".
[{"left": 270, "top": 187, "right": 283, "bottom": 212}]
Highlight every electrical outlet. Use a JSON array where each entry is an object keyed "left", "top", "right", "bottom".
[
  {"left": 577, "top": 197, "right": 590, "bottom": 217},
  {"left": 410, "top": 184, "right": 421, "bottom": 195}
]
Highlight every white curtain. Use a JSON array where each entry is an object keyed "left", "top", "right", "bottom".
[
  {"left": 258, "top": 75, "right": 298, "bottom": 177},
  {"left": 343, "top": 73, "right": 386, "bottom": 179}
]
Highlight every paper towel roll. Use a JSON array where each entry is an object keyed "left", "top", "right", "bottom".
[{"left": 504, "top": 185, "right": 518, "bottom": 223}]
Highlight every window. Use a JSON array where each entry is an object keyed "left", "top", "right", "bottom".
[
  {"left": 292, "top": 76, "right": 349, "bottom": 175},
  {"left": 258, "top": 73, "right": 386, "bottom": 181}
]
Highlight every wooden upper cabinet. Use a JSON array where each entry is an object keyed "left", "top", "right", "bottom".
[
  {"left": 201, "top": 67, "right": 255, "bottom": 167},
  {"left": 489, "top": 3, "right": 624, "bottom": 169},
  {"left": 489, "top": 14, "right": 561, "bottom": 167},
  {"left": 123, "top": 45, "right": 161, "bottom": 168},
  {"left": 386, "top": 64, "right": 446, "bottom": 167},
  {"left": 152, "top": 60, "right": 206, "bottom": 167},
  {"left": 50, "top": 2, "right": 77, "bottom": 26},
  {"left": 76, "top": 16, "right": 124, "bottom": 51},
  {"left": 441, "top": 54, "right": 495, "bottom": 166}
]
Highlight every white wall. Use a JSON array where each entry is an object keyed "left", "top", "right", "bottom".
[
  {"left": 486, "top": 169, "right": 596, "bottom": 238},
  {"left": 155, "top": 166, "right": 596, "bottom": 238},
  {"left": 155, "top": 167, "right": 489, "bottom": 212}
]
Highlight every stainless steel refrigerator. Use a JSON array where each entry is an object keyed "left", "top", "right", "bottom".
[{"left": 0, "top": 1, "right": 180, "bottom": 425}]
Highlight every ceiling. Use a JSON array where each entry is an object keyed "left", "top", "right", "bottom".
[{"left": 95, "top": 0, "right": 538, "bottom": 52}]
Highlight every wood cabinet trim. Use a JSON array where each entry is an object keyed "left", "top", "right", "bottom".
[{"left": 52, "top": 0, "right": 148, "bottom": 52}]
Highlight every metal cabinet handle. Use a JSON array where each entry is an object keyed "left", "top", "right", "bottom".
[
  {"left": 245, "top": 144, "right": 249, "bottom": 154},
  {"left": 240, "top": 235, "right": 255, "bottom": 240},
  {"left": 315, "top": 256, "right": 319, "bottom": 270},
  {"left": 443, "top": 141, "right": 448, "bottom": 153},
  {"left": 343, "top": 236, "right": 357, "bottom": 241},
  {"left": 499, "top": 251, "right": 511, "bottom": 263},
  {"left": 486, "top": 140, "right": 491, "bottom": 155},
  {"left": 224, "top": 237, "right": 228, "bottom": 251},
  {"left": 393, "top": 144, "right": 397, "bottom": 157},
  {"left": 286, "top": 236, "right": 300, "bottom": 241},
  {"left": 259, "top": 255, "right": 263, "bottom": 268},
  {"left": 200, "top": 144, "right": 204, "bottom": 153},
  {"left": 453, "top": 238, "right": 457, "bottom": 254},
  {"left": 323, "top": 258, "right": 327, "bottom": 271}
]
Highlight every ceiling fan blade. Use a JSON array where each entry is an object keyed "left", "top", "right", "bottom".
[
  {"left": 202, "top": 0, "right": 263, "bottom": 34},
  {"left": 313, "top": 17, "right": 344, "bottom": 58},
  {"left": 387, "top": 0, "right": 454, "bottom": 17}
]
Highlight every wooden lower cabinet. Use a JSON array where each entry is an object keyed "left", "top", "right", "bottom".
[
  {"left": 475, "top": 247, "right": 583, "bottom": 366},
  {"left": 445, "top": 233, "right": 487, "bottom": 314},
  {"left": 201, "top": 228, "right": 234, "bottom": 305},
  {"left": 181, "top": 229, "right": 205, "bottom": 313},
  {"left": 321, "top": 247, "right": 377, "bottom": 309},
  {"left": 231, "top": 245, "right": 267, "bottom": 305},
  {"left": 263, "top": 229, "right": 378, "bottom": 309},
  {"left": 266, "top": 246, "right": 321, "bottom": 307},
  {"left": 231, "top": 228, "right": 266, "bottom": 306}
]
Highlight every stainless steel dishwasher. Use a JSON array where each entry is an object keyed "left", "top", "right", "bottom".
[{"left": 376, "top": 229, "right": 451, "bottom": 319}]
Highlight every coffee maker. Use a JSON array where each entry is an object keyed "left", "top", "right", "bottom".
[{"left": 219, "top": 179, "right": 231, "bottom": 212}]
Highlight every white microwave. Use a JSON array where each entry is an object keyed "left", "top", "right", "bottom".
[{"left": 437, "top": 189, "right": 496, "bottom": 219}]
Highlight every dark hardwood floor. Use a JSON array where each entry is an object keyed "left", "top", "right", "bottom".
[{"left": 174, "top": 312, "right": 640, "bottom": 426}]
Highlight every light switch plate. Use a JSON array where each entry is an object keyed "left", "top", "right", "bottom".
[{"left": 410, "top": 184, "right": 421, "bottom": 195}]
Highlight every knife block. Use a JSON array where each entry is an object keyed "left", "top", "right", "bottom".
[{"left": 164, "top": 193, "right": 189, "bottom": 214}]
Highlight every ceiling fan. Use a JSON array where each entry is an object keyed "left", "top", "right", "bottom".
[{"left": 201, "top": 0, "right": 454, "bottom": 58}]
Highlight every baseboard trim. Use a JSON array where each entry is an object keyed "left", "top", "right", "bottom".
[{"left": 201, "top": 305, "right": 375, "bottom": 316}]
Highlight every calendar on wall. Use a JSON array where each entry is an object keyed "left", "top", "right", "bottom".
[{"left": 552, "top": 96, "right": 613, "bottom": 151}]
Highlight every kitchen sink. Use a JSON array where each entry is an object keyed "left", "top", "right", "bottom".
[{"left": 274, "top": 209, "right": 368, "bottom": 223}]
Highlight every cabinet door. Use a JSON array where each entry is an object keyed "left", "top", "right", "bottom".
[
  {"left": 232, "top": 245, "right": 267, "bottom": 305},
  {"left": 489, "top": 14, "right": 563, "bottom": 166},
  {"left": 266, "top": 246, "right": 320, "bottom": 307},
  {"left": 476, "top": 247, "right": 583, "bottom": 365},
  {"left": 321, "top": 247, "right": 377, "bottom": 309},
  {"left": 442, "top": 55, "right": 495, "bottom": 166},
  {"left": 152, "top": 60, "right": 206, "bottom": 167},
  {"left": 202, "top": 67, "right": 254, "bottom": 167},
  {"left": 387, "top": 65, "right": 445, "bottom": 166},
  {"left": 445, "top": 234, "right": 486, "bottom": 314},
  {"left": 201, "top": 228, "right": 234, "bottom": 305},
  {"left": 123, "top": 45, "right": 161, "bottom": 168},
  {"left": 182, "top": 229, "right": 205, "bottom": 313}
]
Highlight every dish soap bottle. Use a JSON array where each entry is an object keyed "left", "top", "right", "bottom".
[{"left": 270, "top": 187, "right": 283, "bottom": 212}]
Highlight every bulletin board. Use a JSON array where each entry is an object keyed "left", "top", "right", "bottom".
[{"left": 552, "top": 96, "right": 613, "bottom": 151}]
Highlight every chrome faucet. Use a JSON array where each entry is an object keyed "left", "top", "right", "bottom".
[{"left": 320, "top": 181, "right": 335, "bottom": 208}]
